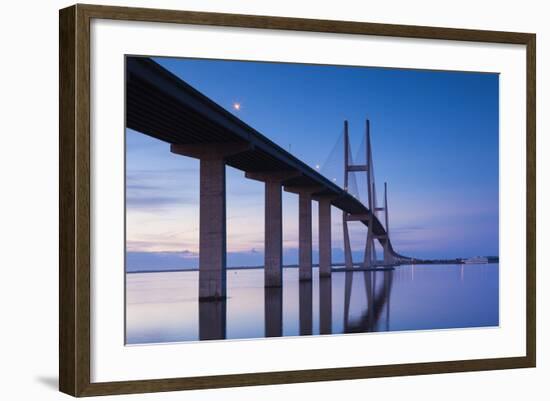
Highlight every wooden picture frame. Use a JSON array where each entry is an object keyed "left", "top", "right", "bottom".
[{"left": 59, "top": 3, "right": 536, "bottom": 397}]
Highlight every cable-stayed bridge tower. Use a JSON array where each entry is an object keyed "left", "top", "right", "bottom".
[{"left": 342, "top": 119, "right": 395, "bottom": 268}]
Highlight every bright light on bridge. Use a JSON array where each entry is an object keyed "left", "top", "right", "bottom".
[{"left": 232, "top": 102, "right": 241, "bottom": 111}]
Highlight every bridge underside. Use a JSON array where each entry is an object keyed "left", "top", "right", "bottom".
[{"left": 126, "top": 56, "right": 405, "bottom": 299}]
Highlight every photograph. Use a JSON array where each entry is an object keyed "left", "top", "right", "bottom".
[
  {"left": 125, "top": 55, "right": 499, "bottom": 344},
  {"left": 54, "top": 2, "right": 537, "bottom": 396}
]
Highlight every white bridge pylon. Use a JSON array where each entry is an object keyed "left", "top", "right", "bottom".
[{"left": 342, "top": 119, "right": 395, "bottom": 268}]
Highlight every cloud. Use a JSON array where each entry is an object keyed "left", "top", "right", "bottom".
[
  {"left": 126, "top": 183, "right": 157, "bottom": 191},
  {"left": 126, "top": 239, "right": 198, "bottom": 253},
  {"left": 126, "top": 169, "right": 199, "bottom": 210},
  {"left": 126, "top": 194, "right": 197, "bottom": 209},
  {"left": 391, "top": 225, "right": 426, "bottom": 235},
  {"left": 127, "top": 168, "right": 198, "bottom": 180}
]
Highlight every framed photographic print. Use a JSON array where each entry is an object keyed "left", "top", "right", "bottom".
[{"left": 59, "top": 4, "right": 536, "bottom": 397}]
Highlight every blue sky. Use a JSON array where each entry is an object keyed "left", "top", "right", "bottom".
[{"left": 126, "top": 57, "right": 499, "bottom": 270}]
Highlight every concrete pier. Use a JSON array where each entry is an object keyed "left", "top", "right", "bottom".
[
  {"left": 364, "top": 229, "right": 375, "bottom": 268},
  {"left": 343, "top": 212, "right": 353, "bottom": 268},
  {"left": 199, "top": 158, "right": 227, "bottom": 300},
  {"left": 247, "top": 171, "right": 299, "bottom": 288},
  {"left": 285, "top": 184, "right": 323, "bottom": 281},
  {"left": 264, "top": 180, "right": 283, "bottom": 287},
  {"left": 172, "top": 143, "right": 249, "bottom": 301},
  {"left": 318, "top": 197, "right": 332, "bottom": 277},
  {"left": 298, "top": 191, "right": 313, "bottom": 281}
]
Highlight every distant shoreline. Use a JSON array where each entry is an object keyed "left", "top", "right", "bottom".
[
  {"left": 127, "top": 259, "right": 499, "bottom": 274},
  {"left": 127, "top": 263, "right": 335, "bottom": 274}
]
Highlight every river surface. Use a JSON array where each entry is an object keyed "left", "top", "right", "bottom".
[{"left": 126, "top": 263, "right": 499, "bottom": 344}]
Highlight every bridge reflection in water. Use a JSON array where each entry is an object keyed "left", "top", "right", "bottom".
[
  {"left": 196, "top": 268, "right": 393, "bottom": 341},
  {"left": 343, "top": 270, "right": 393, "bottom": 333},
  {"left": 126, "top": 263, "right": 499, "bottom": 344}
]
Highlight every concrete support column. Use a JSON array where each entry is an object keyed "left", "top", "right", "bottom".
[
  {"left": 298, "top": 191, "right": 313, "bottom": 281},
  {"left": 246, "top": 171, "right": 300, "bottom": 288},
  {"left": 199, "top": 157, "right": 227, "bottom": 300},
  {"left": 172, "top": 143, "right": 250, "bottom": 302},
  {"left": 318, "top": 198, "right": 332, "bottom": 277},
  {"left": 265, "top": 181, "right": 283, "bottom": 287},
  {"left": 343, "top": 212, "right": 353, "bottom": 268},
  {"left": 364, "top": 229, "right": 375, "bottom": 268},
  {"left": 383, "top": 240, "right": 394, "bottom": 266}
]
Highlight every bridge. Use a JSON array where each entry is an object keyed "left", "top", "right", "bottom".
[{"left": 126, "top": 56, "right": 408, "bottom": 301}]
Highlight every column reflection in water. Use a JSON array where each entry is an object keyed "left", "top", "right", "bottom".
[
  {"left": 265, "top": 286, "right": 283, "bottom": 337},
  {"left": 383, "top": 270, "right": 392, "bottom": 331},
  {"left": 343, "top": 270, "right": 353, "bottom": 330},
  {"left": 199, "top": 299, "right": 227, "bottom": 340},
  {"left": 299, "top": 280, "right": 313, "bottom": 335},
  {"left": 365, "top": 270, "right": 375, "bottom": 331},
  {"left": 319, "top": 277, "right": 332, "bottom": 335},
  {"left": 343, "top": 269, "right": 394, "bottom": 334}
]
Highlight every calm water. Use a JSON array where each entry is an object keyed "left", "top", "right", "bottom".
[{"left": 126, "top": 264, "right": 499, "bottom": 344}]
